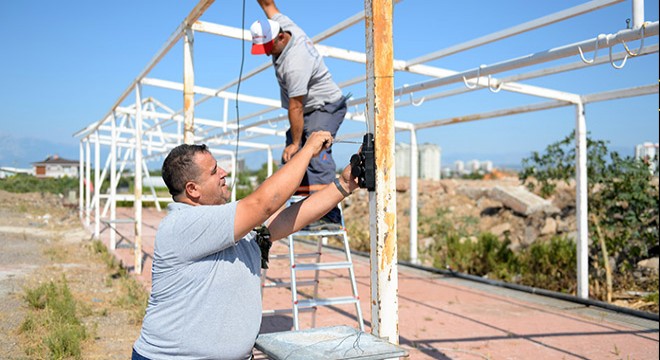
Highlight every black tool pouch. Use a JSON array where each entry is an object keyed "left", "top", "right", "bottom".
[{"left": 254, "top": 226, "right": 272, "bottom": 269}]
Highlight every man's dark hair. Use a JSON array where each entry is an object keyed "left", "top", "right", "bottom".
[{"left": 162, "top": 144, "right": 209, "bottom": 197}]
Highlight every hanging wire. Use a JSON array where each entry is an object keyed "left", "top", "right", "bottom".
[{"left": 231, "top": 0, "right": 247, "bottom": 192}]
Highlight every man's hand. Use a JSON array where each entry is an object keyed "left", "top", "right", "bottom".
[
  {"left": 257, "top": 0, "right": 279, "bottom": 18},
  {"left": 282, "top": 143, "right": 300, "bottom": 163},
  {"left": 339, "top": 149, "right": 361, "bottom": 194},
  {"left": 303, "top": 131, "right": 332, "bottom": 158}
]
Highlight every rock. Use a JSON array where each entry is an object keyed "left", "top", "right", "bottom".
[
  {"left": 476, "top": 198, "right": 503, "bottom": 210},
  {"left": 489, "top": 186, "right": 559, "bottom": 216},
  {"left": 396, "top": 177, "right": 410, "bottom": 192},
  {"left": 420, "top": 237, "right": 435, "bottom": 250},
  {"left": 637, "top": 257, "right": 659, "bottom": 274},
  {"left": 523, "top": 226, "right": 538, "bottom": 245},
  {"left": 556, "top": 218, "right": 570, "bottom": 233},
  {"left": 490, "top": 223, "right": 511, "bottom": 236},
  {"left": 566, "top": 231, "right": 578, "bottom": 243},
  {"left": 457, "top": 186, "right": 488, "bottom": 200},
  {"left": 540, "top": 218, "right": 558, "bottom": 235}
]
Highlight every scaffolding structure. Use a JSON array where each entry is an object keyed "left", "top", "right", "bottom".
[{"left": 74, "top": 0, "right": 658, "bottom": 342}]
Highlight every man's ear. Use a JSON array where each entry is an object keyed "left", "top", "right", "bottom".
[{"left": 185, "top": 181, "right": 199, "bottom": 199}]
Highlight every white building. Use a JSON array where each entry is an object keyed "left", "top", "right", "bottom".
[
  {"left": 454, "top": 160, "right": 465, "bottom": 175},
  {"left": 394, "top": 142, "right": 441, "bottom": 180},
  {"left": 481, "top": 160, "right": 494, "bottom": 173},
  {"left": 0, "top": 167, "right": 33, "bottom": 179},
  {"left": 395, "top": 143, "right": 412, "bottom": 177},
  {"left": 419, "top": 143, "right": 441, "bottom": 180},
  {"left": 467, "top": 160, "right": 480, "bottom": 173},
  {"left": 441, "top": 167, "right": 453, "bottom": 179},
  {"left": 635, "top": 142, "right": 659, "bottom": 175},
  {"left": 32, "top": 155, "right": 79, "bottom": 178}
]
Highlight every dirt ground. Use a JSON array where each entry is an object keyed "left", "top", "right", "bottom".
[{"left": 0, "top": 190, "right": 141, "bottom": 359}]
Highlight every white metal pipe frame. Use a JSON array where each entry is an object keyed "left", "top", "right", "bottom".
[{"left": 75, "top": 0, "right": 658, "bottom": 342}]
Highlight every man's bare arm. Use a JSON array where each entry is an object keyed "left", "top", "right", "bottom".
[
  {"left": 256, "top": 0, "right": 279, "bottom": 19},
  {"left": 267, "top": 164, "right": 359, "bottom": 240},
  {"left": 282, "top": 96, "right": 305, "bottom": 163},
  {"left": 234, "top": 131, "right": 332, "bottom": 241}
]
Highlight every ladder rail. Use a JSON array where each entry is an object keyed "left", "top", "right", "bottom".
[{"left": 261, "top": 194, "right": 364, "bottom": 331}]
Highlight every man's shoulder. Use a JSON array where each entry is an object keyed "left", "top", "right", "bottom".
[{"left": 272, "top": 13, "right": 306, "bottom": 37}]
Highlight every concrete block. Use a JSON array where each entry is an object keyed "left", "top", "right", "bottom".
[{"left": 488, "top": 186, "right": 559, "bottom": 216}]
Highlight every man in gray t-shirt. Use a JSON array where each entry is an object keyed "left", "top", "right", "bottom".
[
  {"left": 132, "top": 131, "right": 359, "bottom": 359},
  {"left": 250, "top": 0, "right": 347, "bottom": 225}
]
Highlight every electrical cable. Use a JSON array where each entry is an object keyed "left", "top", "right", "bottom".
[{"left": 230, "top": 0, "right": 247, "bottom": 193}]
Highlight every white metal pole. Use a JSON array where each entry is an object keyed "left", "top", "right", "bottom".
[
  {"left": 94, "top": 132, "right": 101, "bottom": 239},
  {"left": 79, "top": 142, "right": 84, "bottom": 221},
  {"left": 231, "top": 153, "right": 237, "bottom": 202},
  {"left": 267, "top": 147, "right": 273, "bottom": 177},
  {"left": 134, "top": 83, "right": 144, "bottom": 274},
  {"left": 183, "top": 26, "right": 195, "bottom": 145},
  {"left": 223, "top": 96, "right": 229, "bottom": 132},
  {"left": 575, "top": 102, "right": 589, "bottom": 299},
  {"left": 142, "top": 159, "right": 161, "bottom": 212},
  {"left": 409, "top": 129, "right": 419, "bottom": 264},
  {"left": 85, "top": 139, "right": 91, "bottom": 227},
  {"left": 365, "top": 0, "right": 399, "bottom": 343},
  {"left": 110, "top": 113, "right": 118, "bottom": 250},
  {"left": 632, "top": 0, "right": 645, "bottom": 29}
]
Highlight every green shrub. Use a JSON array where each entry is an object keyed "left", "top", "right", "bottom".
[
  {"left": 518, "top": 236, "right": 577, "bottom": 293},
  {"left": 432, "top": 233, "right": 518, "bottom": 280},
  {"left": 0, "top": 174, "right": 78, "bottom": 195},
  {"left": 520, "top": 132, "right": 659, "bottom": 284},
  {"left": 20, "top": 278, "right": 87, "bottom": 359}
]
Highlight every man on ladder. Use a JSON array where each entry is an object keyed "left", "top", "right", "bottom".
[{"left": 250, "top": 0, "right": 349, "bottom": 230}]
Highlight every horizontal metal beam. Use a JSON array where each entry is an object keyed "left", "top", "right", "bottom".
[
  {"left": 76, "top": 0, "right": 215, "bottom": 139},
  {"left": 142, "top": 77, "right": 281, "bottom": 107},
  {"left": 405, "top": 0, "right": 625, "bottom": 66},
  {"left": 414, "top": 83, "right": 658, "bottom": 131},
  {"left": 398, "top": 22, "right": 658, "bottom": 99},
  {"left": 582, "top": 83, "right": 659, "bottom": 103}
]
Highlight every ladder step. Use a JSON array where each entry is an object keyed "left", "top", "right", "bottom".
[
  {"left": 262, "top": 280, "right": 317, "bottom": 288},
  {"left": 294, "top": 262, "right": 353, "bottom": 271},
  {"left": 293, "top": 229, "right": 346, "bottom": 236},
  {"left": 296, "top": 296, "right": 359, "bottom": 308},
  {"left": 269, "top": 252, "right": 319, "bottom": 260},
  {"left": 262, "top": 307, "right": 315, "bottom": 316}
]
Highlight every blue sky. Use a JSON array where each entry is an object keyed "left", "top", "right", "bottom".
[{"left": 0, "top": 0, "right": 657, "bottom": 169}]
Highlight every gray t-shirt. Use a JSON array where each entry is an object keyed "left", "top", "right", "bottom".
[
  {"left": 133, "top": 201, "right": 262, "bottom": 360},
  {"left": 272, "top": 13, "right": 342, "bottom": 114}
]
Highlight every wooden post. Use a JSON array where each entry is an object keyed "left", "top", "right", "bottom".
[{"left": 183, "top": 27, "right": 195, "bottom": 145}]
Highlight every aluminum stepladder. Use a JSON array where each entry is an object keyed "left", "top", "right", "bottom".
[{"left": 261, "top": 195, "right": 364, "bottom": 331}]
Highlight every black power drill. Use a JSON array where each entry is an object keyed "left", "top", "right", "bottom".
[{"left": 350, "top": 133, "right": 376, "bottom": 191}]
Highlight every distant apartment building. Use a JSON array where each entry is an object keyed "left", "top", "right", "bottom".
[
  {"left": 481, "top": 160, "right": 493, "bottom": 173},
  {"left": 635, "top": 142, "right": 659, "bottom": 175},
  {"left": 395, "top": 143, "right": 412, "bottom": 177},
  {"left": 418, "top": 143, "right": 441, "bottom": 180},
  {"left": 32, "top": 155, "right": 79, "bottom": 178},
  {"left": 466, "top": 160, "right": 480, "bottom": 173},
  {"left": 445, "top": 159, "right": 494, "bottom": 177},
  {"left": 395, "top": 142, "right": 442, "bottom": 180},
  {"left": 454, "top": 160, "right": 465, "bottom": 175}
]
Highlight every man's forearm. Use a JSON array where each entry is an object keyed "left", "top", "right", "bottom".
[
  {"left": 257, "top": 0, "right": 279, "bottom": 18},
  {"left": 288, "top": 106, "right": 304, "bottom": 146},
  {"left": 268, "top": 181, "right": 346, "bottom": 240},
  {"left": 254, "top": 145, "right": 313, "bottom": 209}
]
